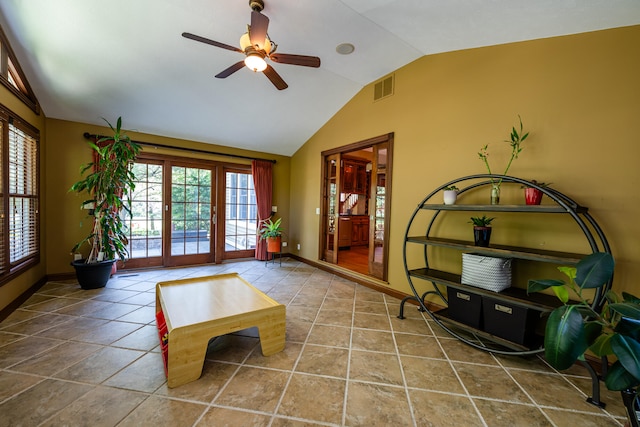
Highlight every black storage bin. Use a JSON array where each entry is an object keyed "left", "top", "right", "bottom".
[
  {"left": 447, "top": 287, "right": 482, "bottom": 329},
  {"left": 482, "top": 296, "right": 541, "bottom": 346}
]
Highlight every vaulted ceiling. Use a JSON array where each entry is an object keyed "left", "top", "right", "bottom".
[{"left": 1, "top": 1, "right": 639, "bottom": 155}]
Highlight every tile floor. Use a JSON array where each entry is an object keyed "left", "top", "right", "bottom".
[{"left": 0, "top": 258, "right": 628, "bottom": 426}]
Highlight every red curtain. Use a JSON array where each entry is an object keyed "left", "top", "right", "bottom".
[{"left": 252, "top": 160, "right": 273, "bottom": 261}]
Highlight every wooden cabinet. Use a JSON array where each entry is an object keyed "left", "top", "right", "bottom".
[
  {"left": 338, "top": 217, "right": 352, "bottom": 248},
  {"left": 350, "top": 216, "right": 369, "bottom": 246},
  {"left": 342, "top": 160, "right": 368, "bottom": 195}
]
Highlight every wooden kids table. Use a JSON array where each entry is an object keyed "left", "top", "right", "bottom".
[{"left": 155, "top": 273, "right": 286, "bottom": 388}]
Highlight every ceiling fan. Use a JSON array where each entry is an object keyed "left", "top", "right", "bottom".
[{"left": 182, "top": 0, "right": 321, "bottom": 90}]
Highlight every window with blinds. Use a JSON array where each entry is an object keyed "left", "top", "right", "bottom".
[{"left": 0, "top": 110, "right": 40, "bottom": 280}]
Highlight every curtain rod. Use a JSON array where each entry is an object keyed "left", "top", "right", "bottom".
[{"left": 82, "top": 132, "right": 277, "bottom": 164}]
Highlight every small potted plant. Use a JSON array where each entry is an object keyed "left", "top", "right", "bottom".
[
  {"left": 443, "top": 185, "right": 459, "bottom": 205},
  {"left": 478, "top": 115, "right": 530, "bottom": 204},
  {"left": 70, "top": 117, "right": 141, "bottom": 289},
  {"left": 469, "top": 215, "right": 495, "bottom": 247},
  {"left": 258, "top": 217, "right": 283, "bottom": 253},
  {"left": 528, "top": 252, "right": 639, "bottom": 427},
  {"left": 521, "top": 180, "right": 552, "bottom": 205}
]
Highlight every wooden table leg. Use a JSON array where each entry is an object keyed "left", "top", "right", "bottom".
[{"left": 256, "top": 306, "right": 286, "bottom": 356}]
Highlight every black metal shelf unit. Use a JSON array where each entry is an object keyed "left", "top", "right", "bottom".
[{"left": 400, "top": 174, "right": 613, "bottom": 356}]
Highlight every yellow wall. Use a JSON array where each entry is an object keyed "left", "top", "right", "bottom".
[
  {"left": 0, "top": 86, "right": 46, "bottom": 311},
  {"left": 290, "top": 25, "right": 640, "bottom": 297},
  {"left": 44, "top": 118, "right": 291, "bottom": 276}
]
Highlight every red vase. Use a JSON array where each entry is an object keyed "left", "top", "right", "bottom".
[{"left": 524, "top": 188, "right": 543, "bottom": 205}]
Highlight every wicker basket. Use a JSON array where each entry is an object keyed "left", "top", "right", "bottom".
[{"left": 461, "top": 253, "right": 512, "bottom": 292}]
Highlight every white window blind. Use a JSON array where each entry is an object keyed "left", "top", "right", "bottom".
[{"left": 8, "top": 122, "right": 38, "bottom": 265}]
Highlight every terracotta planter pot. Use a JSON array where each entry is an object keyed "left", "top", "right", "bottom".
[
  {"left": 266, "top": 236, "right": 282, "bottom": 253},
  {"left": 524, "top": 188, "right": 543, "bottom": 205}
]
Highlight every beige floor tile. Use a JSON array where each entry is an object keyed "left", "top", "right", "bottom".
[
  {"left": 0, "top": 379, "right": 93, "bottom": 426},
  {"left": 345, "top": 381, "right": 413, "bottom": 426},
  {"left": 350, "top": 350, "right": 404, "bottom": 386},
  {"left": 103, "top": 352, "right": 166, "bottom": 392},
  {"left": 205, "top": 334, "right": 260, "bottom": 363},
  {"left": 510, "top": 370, "right": 605, "bottom": 413},
  {"left": 35, "top": 316, "right": 109, "bottom": 340},
  {"left": 306, "top": 324, "right": 351, "bottom": 348},
  {"left": 0, "top": 371, "right": 44, "bottom": 402},
  {"left": 453, "top": 362, "right": 532, "bottom": 403},
  {"left": 544, "top": 408, "right": 622, "bottom": 426},
  {"left": 54, "top": 347, "right": 144, "bottom": 384},
  {"left": 39, "top": 386, "right": 148, "bottom": 427},
  {"left": 410, "top": 389, "right": 484, "bottom": 427},
  {"left": 296, "top": 345, "right": 349, "bottom": 377},
  {"left": 197, "top": 406, "right": 271, "bottom": 426},
  {"left": 0, "top": 336, "right": 62, "bottom": 369},
  {"left": 473, "top": 398, "right": 553, "bottom": 427},
  {"left": 316, "top": 308, "right": 353, "bottom": 327},
  {"left": 214, "top": 366, "right": 289, "bottom": 412},
  {"left": 394, "top": 333, "right": 444, "bottom": 358},
  {"left": 72, "top": 320, "right": 143, "bottom": 345},
  {"left": 401, "top": 356, "right": 465, "bottom": 393},
  {"left": 438, "top": 338, "right": 499, "bottom": 365},
  {"left": 351, "top": 328, "right": 396, "bottom": 353},
  {"left": 353, "top": 312, "right": 391, "bottom": 331},
  {"left": 321, "top": 297, "right": 354, "bottom": 312},
  {"left": 112, "top": 324, "right": 161, "bottom": 351},
  {"left": 117, "top": 395, "right": 207, "bottom": 427},
  {"left": 155, "top": 360, "right": 238, "bottom": 403},
  {"left": 390, "top": 315, "right": 432, "bottom": 335},
  {"left": 285, "top": 318, "right": 313, "bottom": 343},
  {"left": 354, "top": 299, "right": 387, "bottom": 314},
  {"left": 10, "top": 341, "right": 101, "bottom": 376},
  {"left": 277, "top": 374, "right": 345, "bottom": 424},
  {"left": 0, "top": 312, "right": 71, "bottom": 335},
  {"left": 244, "top": 342, "right": 304, "bottom": 370}
]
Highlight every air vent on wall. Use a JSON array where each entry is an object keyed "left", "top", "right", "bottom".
[{"left": 373, "top": 74, "right": 394, "bottom": 101}]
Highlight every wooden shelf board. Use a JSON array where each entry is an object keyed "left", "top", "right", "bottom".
[
  {"left": 408, "top": 268, "right": 565, "bottom": 311},
  {"left": 406, "top": 236, "right": 585, "bottom": 264}
]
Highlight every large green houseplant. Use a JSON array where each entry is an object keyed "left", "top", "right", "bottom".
[
  {"left": 528, "top": 252, "right": 640, "bottom": 426},
  {"left": 70, "top": 117, "right": 141, "bottom": 289}
]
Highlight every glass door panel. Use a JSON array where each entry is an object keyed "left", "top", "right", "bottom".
[
  {"left": 322, "top": 154, "right": 339, "bottom": 264},
  {"left": 369, "top": 144, "right": 389, "bottom": 280},
  {"left": 122, "top": 161, "right": 164, "bottom": 269},
  {"left": 223, "top": 170, "right": 257, "bottom": 259},
  {"left": 168, "top": 165, "right": 214, "bottom": 266}
]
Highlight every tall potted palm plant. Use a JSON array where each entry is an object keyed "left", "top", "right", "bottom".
[{"left": 70, "top": 117, "right": 141, "bottom": 289}]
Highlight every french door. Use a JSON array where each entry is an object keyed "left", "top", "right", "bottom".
[{"left": 166, "top": 163, "right": 215, "bottom": 267}]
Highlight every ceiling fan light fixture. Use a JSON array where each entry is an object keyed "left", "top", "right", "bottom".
[{"left": 245, "top": 53, "right": 267, "bottom": 72}]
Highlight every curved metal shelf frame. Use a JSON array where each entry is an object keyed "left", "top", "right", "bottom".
[{"left": 401, "top": 174, "right": 613, "bottom": 356}]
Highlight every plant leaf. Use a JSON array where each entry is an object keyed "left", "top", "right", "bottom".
[
  {"left": 588, "top": 333, "right": 612, "bottom": 357},
  {"left": 575, "top": 252, "right": 614, "bottom": 289},
  {"left": 609, "top": 303, "right": 640, "bottom": 320},
  {"left": 552, "top": 285, "right": 570, "bottom": 304},
  {"left": 622, "top": 292, "right": 640, "bottom": 303},
  {"left": 527, "top": 279, "right": 565, "bottom": 294},
  {"left": 558, "top": 266, "right": 577, "bottom": 281},
  {"left": 544, "top": 305, "right": 588, "bottom": 370},
  {"left": 604, "top": 361, "right": 640, "bottom": 391},
  {"left": 615, "top": 317, "right": 640, "bottom": 340},
  {"left": 611, "top": 334, "right": 640, "bottom": 382}
]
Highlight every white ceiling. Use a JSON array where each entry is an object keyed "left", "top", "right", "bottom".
[{"left": 1, "top": 0, "right": 639, "bottom": 156}]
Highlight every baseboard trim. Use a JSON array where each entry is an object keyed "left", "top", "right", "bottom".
[{"left": 0, "top": 275, "right": 48, "bottom": 322}]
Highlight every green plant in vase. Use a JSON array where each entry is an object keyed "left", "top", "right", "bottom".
[{"left": 478, "top": 115, "right": 530, "bottom": 204}]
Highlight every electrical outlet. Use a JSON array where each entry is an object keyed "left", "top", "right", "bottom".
[
  {"left": 272, "top": 205, "right": 277, "bottom": 212},
  {"left": 282, "top": 242, "right": 287, "bottom": 247},
  {"left": 297, "top": 243, "right": 301, "bottom": 250}
]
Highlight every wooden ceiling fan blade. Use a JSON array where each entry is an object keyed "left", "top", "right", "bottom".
[
  {"left": 263, "top": 65, "right": 288, "bottom": 90},
  {"left": 215, "top": 61, "right": 246, "bottom": 78},
  {"left": 269, "top": 53, "right": 320, "bottom": 68},
  {"left": 182, "top": 32, "right": 243, "bottom": 53},
  {"left": 250, "top": 11, "right": 270, "bottom": 49}
]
